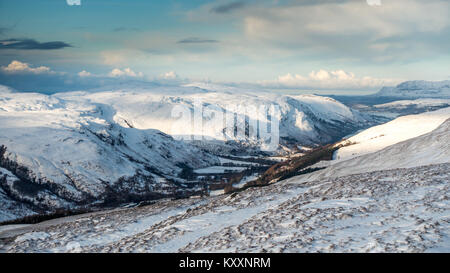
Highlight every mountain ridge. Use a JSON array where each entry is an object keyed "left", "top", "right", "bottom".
[{"left": 376, "top": 80, "right": 450, "bottom": 98}]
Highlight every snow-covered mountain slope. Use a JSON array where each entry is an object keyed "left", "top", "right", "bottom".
[
  {"left": 370, "top": 98, "right": 450, "bottom": 117},
  {"left": 0, "top": 168, "right": 38, "bottom": 221},
  {"left": 0, "top": 90, "right": 218, "bottom": 222},
  {"left": 374, "top": 98, "right": 450, "bottom": 109},
  {"left": 0, "top": 83, "right": 376, "bottom": 221},
  {"left": 1, "top": 163, "right": 448, "bottom": 253},
  {"left": 334, "top": 107, "right": 450, "bottom": 161},
  {"left": 55, "top": 84, "right": 373, "bottom": 154},
  {"left": 299, "top": 117, "right": 450, "bottom": 182},
  {"left": 376, "top": 80, "right": 450, "bottom": 98},
  {"left": 1, "top": 89, "right": 448, "bottom": 252}
]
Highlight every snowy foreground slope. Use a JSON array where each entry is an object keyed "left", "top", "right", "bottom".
[
  {"left": 1, "top": 120, "right": 448, "bottom": 253},
  {"left": 1, "top": 166, "right": 448, "bottom": 253},
  {"left": 376, "top": 80, "right": 450, "bottom": 98},
  {"left": 0, "top": 89, "right": 218, "bottom": 221}
]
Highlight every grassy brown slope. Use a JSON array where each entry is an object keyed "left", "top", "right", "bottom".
[{"left": 225, "top": 143, "right": 349, "bottom": 194}]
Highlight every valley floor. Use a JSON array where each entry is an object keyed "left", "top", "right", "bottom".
[{"left": 1, "top": 163, "right": 448, "bottom": 253}]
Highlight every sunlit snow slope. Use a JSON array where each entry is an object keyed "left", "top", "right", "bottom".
[
  {"left": 334, "top": 107, "right": 450, "bottom": 161},
  {"left": 299, "top": 117, "right": 450, "bottom": 182}
]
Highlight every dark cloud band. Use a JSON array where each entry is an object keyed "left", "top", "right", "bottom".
[
  {"left": 177, "top": 37, "right": 219, "bottom": 44},
  {"left": 113, "top": 27, "right": 140, "bottom": 32},
  {"left": 0, "top": 38, "right": 72, "bottom": 50},
  {"left": 211, "top": 1, "right": 246, "bottom": 14}
]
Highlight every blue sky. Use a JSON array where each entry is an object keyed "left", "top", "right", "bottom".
[{"left": 1, "top": 0, "right": 450, "bottom": 93}]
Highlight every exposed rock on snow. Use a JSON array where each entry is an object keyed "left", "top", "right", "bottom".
[
  {"left": 1, "top": 163, "right": 448, "bottom": 253},
  {"left": 0, "top": 168, "right": 38, "bottom": 221}
]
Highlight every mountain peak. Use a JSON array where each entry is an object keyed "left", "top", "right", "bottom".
[{"left": 376, "top": 80, "right": 450, "bottom": 98}]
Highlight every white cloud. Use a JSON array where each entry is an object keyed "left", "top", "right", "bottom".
[
  {"left": 179, "top": 0, "right": 450, "bottom": 66},
  {"left": 366, "top": 0, "right": 382, "bottom": 7},
  {"left": 240, "top": 0, "right": 450, "bottom": 62},
  {"left": 1, "top": 60, "right": 52, "bottom": 74},
  {"left": 100, "top": 49, "right": 151, "bottom": 66},
  {"left": 245, "top": 1, "right": 450, "bottom": 40},
  {"left": 66, "top": 0, "right": 81, "bottom": 6},
  {"left": 109, "top": 68, "right": 143, "bottom": 78},
  {"left": 101, "top": 50, "right": 127, "bottom": 66},
  {"left": 78, "top": 70, "right": 92, "bottom": 77},
  {"left": 265, "top": 69, "right": 402, "bottom": 90},
  {"left": 160, "top": 71, "right": 178, "bottom": 80}
]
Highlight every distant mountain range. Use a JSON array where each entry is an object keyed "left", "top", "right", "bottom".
[{"left": 376, "top": 80, "right": 450, "bottom": 98}]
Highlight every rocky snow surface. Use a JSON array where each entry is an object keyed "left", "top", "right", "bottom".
[{"left": 1, "top": 163, "right": 448, "bottom": 253}]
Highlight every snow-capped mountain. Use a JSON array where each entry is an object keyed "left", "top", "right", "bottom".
[
  {"left": 374, "top": 98, "right": 450, "bottom": 109},
  {"left": 0, "top": 88, "right": 219, "bottom": 222},
  {"left": 299, "top": 114, "right": 450, "bottom": 182},
  {"left": 1, "top": 84, "right": 448, "bottom": 252},
  {"left": 0, "top": 83, "right": 377, "bottom": 221},
  {"left": 370, "top": 98, "right": 450, "bottom": 117},
  {"left": 0, "top": 82, "right": 380, "bottom": 221},
  {"left": 376, "top": 80, "right": 450, "bottom": 98},
  {"left": 55, "top": 84, "right": 374, "bottom": 154},
  {"left": 334, "top": 107, "right": 450, "bottom": 161}
]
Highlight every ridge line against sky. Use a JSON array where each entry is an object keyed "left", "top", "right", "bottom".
[{"left": 0, "top": 0, "right": 449, "bottom": 93}]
